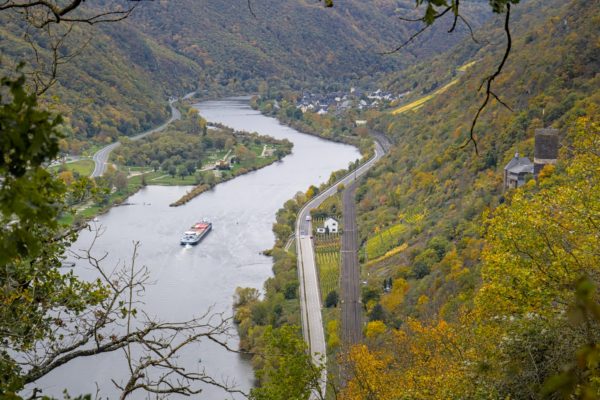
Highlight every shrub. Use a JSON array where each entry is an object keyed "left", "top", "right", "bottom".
[{"left": 325, "top": 290, "right": 339, "bottom": 308}]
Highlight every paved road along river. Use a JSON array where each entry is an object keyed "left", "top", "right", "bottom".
[
  {"left": 91, "top": 100, "right": 182, "bottom": 178},
  {"left": 35, "top": 98, "right": 360, "bottom": 399}
]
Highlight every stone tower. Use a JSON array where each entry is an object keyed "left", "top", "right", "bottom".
[{"left": 534, "top": 128, "right": 559, "bottom": 177}]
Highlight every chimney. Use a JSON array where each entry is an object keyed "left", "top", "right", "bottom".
[{"left": 534, "top": 128, "right": 559, "bottom": 177}]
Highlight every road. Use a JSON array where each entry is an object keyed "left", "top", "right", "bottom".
[
  {"left": 340, "top": 132, "right": 392, "bottom": 346},
  {"left": 90, "top": 99, "right": 182, "bottom": 177},
  {"left": 295, "top": 135, "right": 388, "bottom": 399}
]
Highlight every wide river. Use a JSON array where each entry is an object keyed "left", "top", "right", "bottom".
[{"left": 37, "top": 98, "right": 360, "bottom": 399}]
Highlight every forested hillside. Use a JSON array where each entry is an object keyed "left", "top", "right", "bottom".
[
  {"left": 0, "top": 18, "right": 200, "bottom": 151},
  {"left": 2, "top": 0, "right": 598, "bottom": 397},
  {"left": 1, "top": 0, "right": 491, "bottom": 150},
  {"left": 340, "top": 0, "right": 599, "bottom": 396},
  {"left": 128, "top": 0, "right": 490, "bottom": 91}
]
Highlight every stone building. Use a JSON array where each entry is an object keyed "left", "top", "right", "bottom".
[
  {"left": 504, "top": 152, "right": 534, "bottom": 189},
  {"left": 534, "top": 128, "right": 560, "bottom": 177},
  {"left": 503, "top": 127, "right": 560, "bottom": 189}
]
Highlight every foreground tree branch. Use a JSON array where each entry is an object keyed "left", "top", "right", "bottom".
[
  {"left": 10, "top": 228, "right": 245, "bottom": 399},
  {"left": 461, "top": 3, "right": 513, "bottom": 153},
  {"left": 3, "top": 0, "right": 143, "bottom": 95},
  {"left": 380, "top": 6, "right": 452, "bottom": 55},
  {"left": 0, "top": 0, "right": 141, "bottom": 27},
  {"left": 23, "top": 23, "right": 93, "bottom": 95},
  {"left": 322, "top": 0, "right": 516, "bottom": 153}
]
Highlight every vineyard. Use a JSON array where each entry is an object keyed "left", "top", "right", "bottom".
[
  {"left": 364, "top": 242, "right": 408, "bottom": 269},
  {"left": 365, "top": 223, "right": 406, "bottom": 260},
  {"left": 314, "top": 232, "right": 341, "bottom": 300}
]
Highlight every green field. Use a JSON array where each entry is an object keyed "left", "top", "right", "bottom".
[
  {"left": 137, "top": 171, "right": 199, "bottom": 185},
  {"left": 365, "top": 223, "right": 406, "bottom": 260},
  {"left": 118, "top": 144, "right": 279, "bottom": 187},
  {"left": 49, "top": 159, "right": 95, "bottom": 177}
]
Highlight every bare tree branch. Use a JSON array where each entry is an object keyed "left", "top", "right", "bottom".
[
  {"left": 10, "top": 227, "right": 246, "bottom": 399},
  {"left": 380, "top": 23, "right": 430, "bottom": 55},
  {"left": 3, "top": 0, "right": 143, "bottom": 95},
  {"left": 381, "top": 6, "right": 452, "bottom": 55},
  {"left": 23, "top": 23, "right": 93, "bottom": 95},
  {"left": 56, "top": 7, "right": 137, "bottom": 27},
  {"left": 458, "top": 14, "right": 480, "bottom": 44},
  {"left": 461, "top": 3, "right": 513, "bottom": 154},
  {"left": 448, "top": 0, "right": 459, "bottom": 33},
  {"left": 247, "top": 0, "right": 256, "bottom": 19},
  {"left": 1, "top": 0, "right": 141, "bottom": 27}
]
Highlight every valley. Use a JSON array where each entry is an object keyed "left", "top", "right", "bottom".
[{"left": 1, "top": 0, "right": 598, "bottom": 399}]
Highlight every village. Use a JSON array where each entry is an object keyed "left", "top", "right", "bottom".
[{"left": 293, "top": 87, "right": 411, "bottom": 115}]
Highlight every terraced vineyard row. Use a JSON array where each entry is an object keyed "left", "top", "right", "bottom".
[
  {"left": 315, "top": 249, "right": 340, "bottom": 298},
  {"left": 314, "top": 234, "right": 341, "bottom": 300},
  {"left": 365, "top": 223, "right": 406, "bottom": 260}
]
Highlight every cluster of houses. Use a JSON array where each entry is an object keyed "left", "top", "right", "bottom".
[
  {"left": 296, "top": 87, "right": 410, "bottom": 115},
  {"left": 503, "top": 128, "right": 560, "bottom": 189}
]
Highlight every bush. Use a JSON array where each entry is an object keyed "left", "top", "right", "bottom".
[
  {"left": 361, "top": 285, "right": 381, "bottom": 306},
  {"left": 369, "top": 303, "right": 385, "bottom": 321},
  {"left": 427, "top": 236, "right": 449, "bottom": 260},
  {"left": 411, "top": 248, "right": 438, "bottom": 279},
  {"left": 284, "top": 281, "right": 299, "bottom": 300},
  {"left": 251, "top": 302, "right": 269, "bottom": 325},
  {"left": 325, "top": 290, "right": 339, "bottom": 308}
]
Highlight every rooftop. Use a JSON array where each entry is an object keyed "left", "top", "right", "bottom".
[{"left": 504, "top": 152, "right": 534, "bottom": 174}]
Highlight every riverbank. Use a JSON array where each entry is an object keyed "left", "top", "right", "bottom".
[
  {"left": 230, "top": 98, "right": 396, "bottom": 396},
  {"left": 169, "top": 150, "right": 290, "bottom": 207},
  {"left": 233, "top": 131, "right": 380, "bottom": 396},
  {"left": 61, "top": 102, "right": 292, "bottom": 227},
  {"left": 63, "top": 142, "right": 291, "bottom": 226},
  {"left": 249, "top": 95, "right": 374, "bottom": 156},
  {"left": 42, "top": 97, "right": 361, "bottom": 399}
]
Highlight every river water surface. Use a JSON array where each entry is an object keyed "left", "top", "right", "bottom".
[{"left": 36, "top": 98, "right": 360, "bottom": 399}]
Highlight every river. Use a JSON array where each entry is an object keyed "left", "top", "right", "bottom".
[{"left": 35, "top": 98, "right": 360, "bottom": 399}]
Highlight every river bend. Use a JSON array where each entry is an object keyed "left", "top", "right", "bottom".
[{"left": 36, "top": 98, "right": 360, "bottom": 399}]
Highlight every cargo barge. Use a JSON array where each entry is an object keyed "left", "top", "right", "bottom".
[{"left": 180, "top": 221, "right": 212, "bottom": 245}]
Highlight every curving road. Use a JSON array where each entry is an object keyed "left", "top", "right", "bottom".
[
  {"left": 295, "top": 136, "right": 387, "bottom": 399},
  {"left": 90, "top": 99, "right": 182, "bottom": 178}
]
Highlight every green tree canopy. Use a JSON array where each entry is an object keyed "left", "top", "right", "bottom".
[
  {"left": 250, "top": 325, "right": 325, "bottom": 400},
  {"left": 0, "top": 74, "right": 105, "bottom": 394}
]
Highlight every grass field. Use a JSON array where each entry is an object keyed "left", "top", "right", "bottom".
[
  {"left": 314, "top": 234, "right": 341, "bottom": 299},
  {"left": 390, "top": 59, "right": 476, "bottom": 116},
  {"left": 120, "top": 143, "right": 279, "bottom": 187},
  {"left": 365, "top": 242, "right": 408, "bottom": 268},
  {"left": 365, "top": 223, "right": 406, "bottom": 260},
  {"left": 49, "top": 159, "right": 95, "bottom": 176},
  {"left": 391, "top": 79, "right": 458, "bottom": 115},
  {"left": 138, "top": 171, "right": 199, "bottom": 185},
  {"left": 391, "top": 93, "right": 436, "bottom": 115},
  {"left": 457, "top": 60, "right": 477, "bottom": 72}
]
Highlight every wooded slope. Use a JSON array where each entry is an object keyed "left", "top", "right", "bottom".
[{"left": 345, "top": 0, "right": 599, "bottom": 396}]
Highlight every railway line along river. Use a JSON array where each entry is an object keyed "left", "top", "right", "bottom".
[{"left": 35, "top": 97, "right": 361, "bottom": 399}]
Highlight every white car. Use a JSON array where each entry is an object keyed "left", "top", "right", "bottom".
[{"left": 305, "top": 215, "right": 312, "bottom": 221}]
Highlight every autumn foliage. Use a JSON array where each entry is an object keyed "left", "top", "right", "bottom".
[{"left": 341, "top": 116, "right": 600, "bottom": 399}]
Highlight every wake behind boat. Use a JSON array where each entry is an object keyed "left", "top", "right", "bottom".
[{"left": 180, "top": 221, "right": 212, "bottom": 245}]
